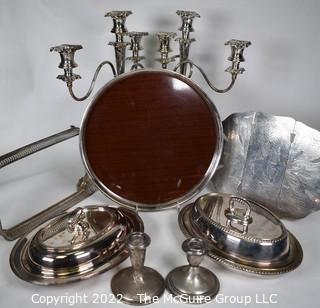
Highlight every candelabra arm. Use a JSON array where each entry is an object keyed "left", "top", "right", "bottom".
[
  {"left": 174, "top": 60, "right": 236, "bottom": 93},
  {"left": 68, "top": 60, "right": 117, "bottom": 102}
]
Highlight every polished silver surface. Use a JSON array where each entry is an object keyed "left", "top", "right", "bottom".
[
  {"left": 79, "top": 69, "right": 223, "bottom": 211},
  {"left": 0, "top": 175, "right": 96, "bottom": 241},
  {"left": 166, "top": 238, "right": 220, "bottom": 304},
  {"left": 179, "top": 193, "right": 303, "bottom": 275},
  {"left": 10, "top": 205, "right": 144, "bottom": 285},
  {"left": 111, "top": 232, "right": 165, "bottom": 305},
  {"left": 211, "top": 112, "right": 320, "bottom": 218}
]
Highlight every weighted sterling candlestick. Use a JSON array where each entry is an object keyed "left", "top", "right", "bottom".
[
  {"left": 51, "top": 10, "right": 251, "bottom": 102},
  {"left": 111, "top": 232, "right": 165, "bottom": 305}
]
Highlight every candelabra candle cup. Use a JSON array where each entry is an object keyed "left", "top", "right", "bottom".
[
  {"left": 50, "top": 44, "right": 83, "bottom": 85},
  {"left": 105, "top": 10, "right": 132, "bottom": 42},
  {"left": 225, "top": 39, "right": 251, "bottom": 76},
  {"left": 176, "top": 10, "right": 200, "bottom": 40},
  {"left": 156, "top": 32, "right": 177, "bottom": 69},
  {"left": 127, "top": 32, "right": 148, "bottom": 56}
]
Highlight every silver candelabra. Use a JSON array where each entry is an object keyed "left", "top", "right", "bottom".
[{"left": 50, "top": 10, "right": 251, "bottom": 101}]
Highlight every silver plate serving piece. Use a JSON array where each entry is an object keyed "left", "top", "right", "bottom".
[
  {"left": 10, "top": 205, "right": 143, "bottom": 285},
  {"left": 179, "top": 193, "right": 303, "bottom": 275},
  {"left": 211, "top": 112, "right": 320, "bottom": 218}
]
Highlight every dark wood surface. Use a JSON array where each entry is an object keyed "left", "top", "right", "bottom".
[{"left": 83, "top": 70, "right": 219, "bottom": 206}]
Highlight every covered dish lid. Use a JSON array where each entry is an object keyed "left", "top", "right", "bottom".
[
  {"left": 179, "top": 193, "right": 303, "bottom": 275},
  {"left": 10, "top": 205, "right": 143, "bottom": 285}
]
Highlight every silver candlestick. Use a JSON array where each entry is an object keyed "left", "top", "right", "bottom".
[
  {"left": 111, "top": 232, "right": 165, "bottom": 305},
  {"left": 166, "top": 238, "right": 220, "bottom": 304}
]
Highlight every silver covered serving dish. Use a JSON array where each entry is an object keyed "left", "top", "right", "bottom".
[
  {"left": 10, "top": 205, "right": 143, "bottom": 285},
  {"left": 179, "top": 193, "right": 303, "bottom": 275}
]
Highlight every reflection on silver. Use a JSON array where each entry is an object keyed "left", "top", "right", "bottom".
[{"left": 211, "top": 112, "right": 320, "bottom": 218}]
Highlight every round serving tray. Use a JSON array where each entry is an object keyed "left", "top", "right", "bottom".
[
  {"left": 10, "top": 206, "right": 143, "bottom": 285},
  {"left": 80, "top": 69, "right": 222, "bottom": 211},
  {"left": 179, "top": 203, "right": 303, "bottom": 275}
]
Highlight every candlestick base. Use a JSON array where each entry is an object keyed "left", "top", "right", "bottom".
[
  {"left": 111, "top": 266, "right": 165, "bottom": 305},
  {"left": 166, "top": 265, "right": 219, "bottom": 304}
]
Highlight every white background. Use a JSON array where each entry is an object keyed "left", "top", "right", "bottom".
[{"left": 0, "top": 0, "right": 319, "bottom": 307}]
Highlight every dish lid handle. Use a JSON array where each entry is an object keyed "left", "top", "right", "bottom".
[
  {"left": 66, "top": 208, "right": 90, "bottom": 244},
  {"left": 225, "top": 197, "right": 253, "bottom": 234}
]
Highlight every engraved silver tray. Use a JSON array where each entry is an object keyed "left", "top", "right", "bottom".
[{"left": 211, "top": 112, "right": 320, "bottom": 219}]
